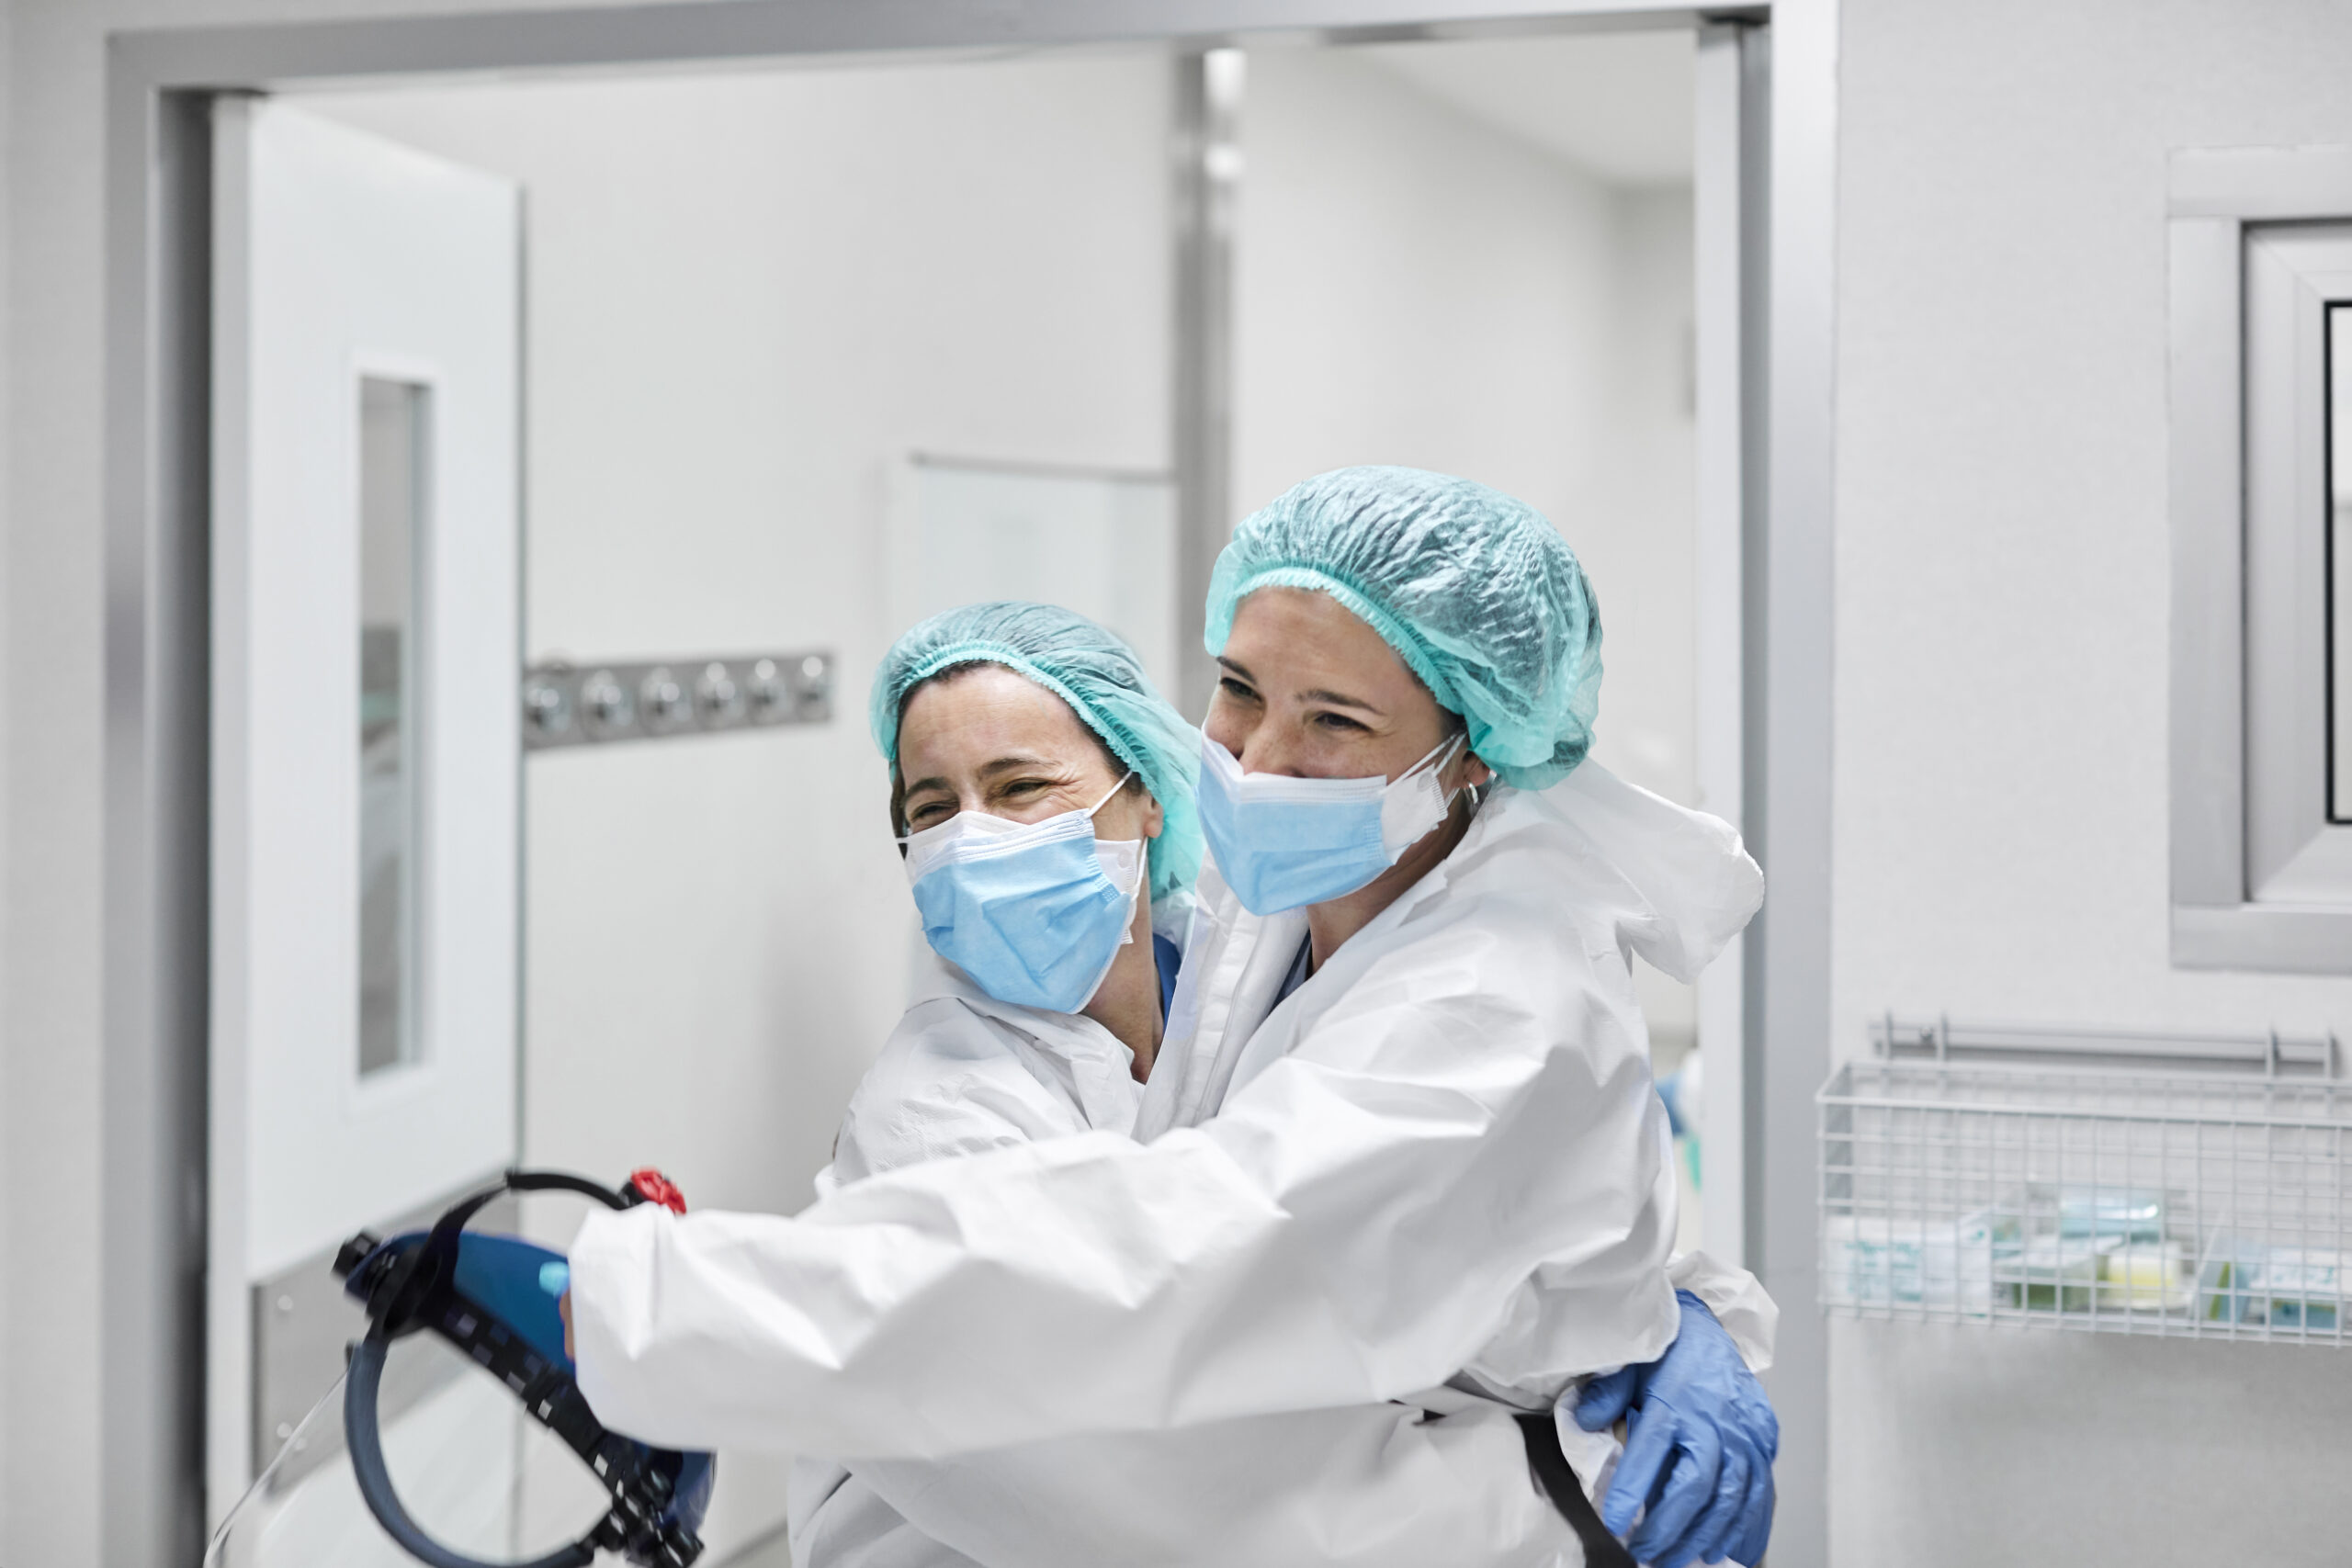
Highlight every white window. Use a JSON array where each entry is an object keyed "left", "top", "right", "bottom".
[{"left": 2169, "top": 147, "right": 2352, "bottom": 970}]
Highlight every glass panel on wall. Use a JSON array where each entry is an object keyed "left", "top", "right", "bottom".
[
  {"left": 906, "top": 459, "right": 1179, "bottom": 693},
  {"left": 359, "top": 377, "right": 426, "bottom": 1077},
  {"left": 2332, "top": 303, "right": 2351, "bottom": 822}
]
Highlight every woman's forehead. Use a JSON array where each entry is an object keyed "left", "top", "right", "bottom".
[
  {"left": 1227, "top": 588, "right": 1414, "bottom": 701},
  {"left": 898, "top": 664, "right": 1098, "bottom": 773}
]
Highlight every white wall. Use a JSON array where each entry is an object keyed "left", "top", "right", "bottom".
[
  {"left": 1235, "top": 48, "right": 1623, "bottom": 523},
  {"left": 1830, "top": 0, "right": 2352, "bottom": 1560},
  {"left": 1236, "top": 44, "right": 1700, "bottom": 1039},
  {"left": 300, "top": 56, "right": 1172, "bottom": 1552},
  {"left": 1593, "top": 187, "right": 1700, "bottom": 815},
  {"left": 2, "top": 0, "right": 131, "bottom": 1558},
  {"left": 0, "top": 0, "right": 13, "bottom": 1519}
]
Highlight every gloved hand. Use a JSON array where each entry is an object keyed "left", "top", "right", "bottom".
[{"left": 1570, "top": 1290, "right": 1777, "bottom": 1567}]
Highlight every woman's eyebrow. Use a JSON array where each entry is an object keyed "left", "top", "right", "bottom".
[
  {"left": 1221, "top": 656, "right": 1377, "bottom": 715},
  {"left": 904, "top": 753, "right": 1066, "bottom": 800},
  {"left": 1301, "top": 688, "right": 1381, "bottom": 714},
  {"left": 977, "top": 752, "right": 1064, "bottom": 780}
]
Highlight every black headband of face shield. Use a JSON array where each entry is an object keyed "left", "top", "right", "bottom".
[{"left": 336, "top": 1168, "right": 708, "bottom": 1568}]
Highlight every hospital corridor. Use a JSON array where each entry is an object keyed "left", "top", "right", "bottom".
[{"left": 0, "top": 1, "right": 2348, "bottom": 1565}]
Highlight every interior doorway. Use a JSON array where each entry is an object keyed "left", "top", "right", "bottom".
[{"left": 107, "top": 8, "right": 1779, "bottom": 1563}]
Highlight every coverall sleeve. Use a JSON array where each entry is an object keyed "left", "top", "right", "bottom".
[
  {"left": 569, "top": 946, "right": 1677, "bottom": 1459},
  {"left": 1667, "top": 1249, "right": 1779, "bottom": 1371}
]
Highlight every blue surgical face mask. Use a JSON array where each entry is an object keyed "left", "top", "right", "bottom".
[
  {"left": 901, "top": 773, "right": 1145, "bottom": 1013},
  {"left": 1195, "top": 732, "right": 1465, "bottom": 915}
]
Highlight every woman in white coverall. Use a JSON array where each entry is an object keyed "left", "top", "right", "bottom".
[
  {"left": 787, "top": 599, "right": 1774, "bottom": 1568},
  {"left": 566, "top": 470, "right": 1779, "bottom": 1567}
]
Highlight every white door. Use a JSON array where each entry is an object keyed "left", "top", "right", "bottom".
[{"left": 209, "top": 98, "right": 522, "bottom": 1529}]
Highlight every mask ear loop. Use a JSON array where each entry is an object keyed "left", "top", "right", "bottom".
[
  {"left": 1399, "top": 729, "right": 1466, "bottom": 778},
  {"left": 1084, "top": 770, "right": 1139, "bottom": 818},
  {"left": 1424, "top": 730, "right": 1490, "bottom": 818},
  {"left": 1087, "top": 771, "right": 1147, "bottom": 905},
  {"left": 1407, "top": 730, "right": 1469, "bottom": 803}
]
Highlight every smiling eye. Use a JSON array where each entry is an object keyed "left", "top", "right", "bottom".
[
  {"left": 1313, "top": 710, "right": 1370, "bottom": 733},
  {"left": 906, "top": 799, "right": 954, "bottom": 829},
  {"left": 1217, "top": 675, "right": 1260, "bottom": 703}
]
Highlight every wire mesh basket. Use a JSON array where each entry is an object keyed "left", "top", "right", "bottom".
[{"left": 1819, "top": 1032, "right": 2352, "bottom": 1343}]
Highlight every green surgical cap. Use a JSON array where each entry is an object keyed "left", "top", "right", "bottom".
[
  {"left": 870, "top": 601, "right": 1204, "bottom": 903},
  {"left": 1206, "top": 467, "right": 1603, "bottom": 790}
]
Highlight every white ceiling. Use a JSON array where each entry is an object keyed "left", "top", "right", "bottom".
[{"left": 1356, "top": 31, "right": 1696, "bottom": 189}]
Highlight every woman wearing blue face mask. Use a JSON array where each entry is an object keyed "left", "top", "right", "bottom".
[
  {"left": 568, "top": 478, "right": 1780, "bottom": 1568},
  {"left": 792, "top": 601, "right": 1762, "bottom": 1568},
  {"left": 831, "top": 603, "right": 1201, "bottom": 1195},
  {"left": 887, "top": 611, "right": 1189, "bottom": 1051},
  {"left": 1149, "top": 471, "right": 1777, "bottom": 1568},
  {"left": 791, "top": 606, "right": 1187, "bottom": 1568}
]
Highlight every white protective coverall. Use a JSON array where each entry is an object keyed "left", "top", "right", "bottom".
[
  {"left": 799, "top": 929, "right": 1611, "bottom": 1568},
  {"left": 571, "top": 762, "right": 1773, "bottom": 1565}
]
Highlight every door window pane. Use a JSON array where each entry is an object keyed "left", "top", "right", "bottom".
[{"left": 359, "top": 377, "right": 426, "bottom": 1077}]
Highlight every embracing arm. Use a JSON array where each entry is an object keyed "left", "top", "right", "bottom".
[
  {"left": 568, "top": 990, "right": 1672, "bottom": 1458},
  {"left": 1568, "top": 1266, "right": 1780, "bottom": 1568}
]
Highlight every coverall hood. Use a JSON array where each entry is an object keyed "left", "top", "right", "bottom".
[{"left": 1539, "top": 760, "right": 1764, "bottom": 987}]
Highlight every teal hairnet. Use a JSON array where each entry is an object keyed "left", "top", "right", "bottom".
[
  {"left": 1206, "top": 467, "right": 1603, "bottom": 790},
  {"left": 870, "top": 602, "right": 1204, "bottom": 903}
]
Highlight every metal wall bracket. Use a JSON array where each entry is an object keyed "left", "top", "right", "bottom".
[
  {"left": 521, "top": 650, "right": 833, "bottom": 750},
  {"left": 1871, "top": 1011, "right": 2342, "bottom": 1079}
]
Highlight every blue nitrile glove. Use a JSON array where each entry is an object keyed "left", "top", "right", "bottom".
[{"left": 1570, "top": 1290, "right": 1777, "bottom": 1567}]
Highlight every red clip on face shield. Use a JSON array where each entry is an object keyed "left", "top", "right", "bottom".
[{"left": 627, "top": 1168, "right": 688, "bottom": 1215}]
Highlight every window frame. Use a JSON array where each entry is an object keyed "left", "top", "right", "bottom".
[{"left": 2170, "top": 146, "right": 2352, "bottom": 971}]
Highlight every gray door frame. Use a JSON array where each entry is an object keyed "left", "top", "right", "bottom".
[{"left": 102, "top": 2, "right": 1833, "bottom": 1561}]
